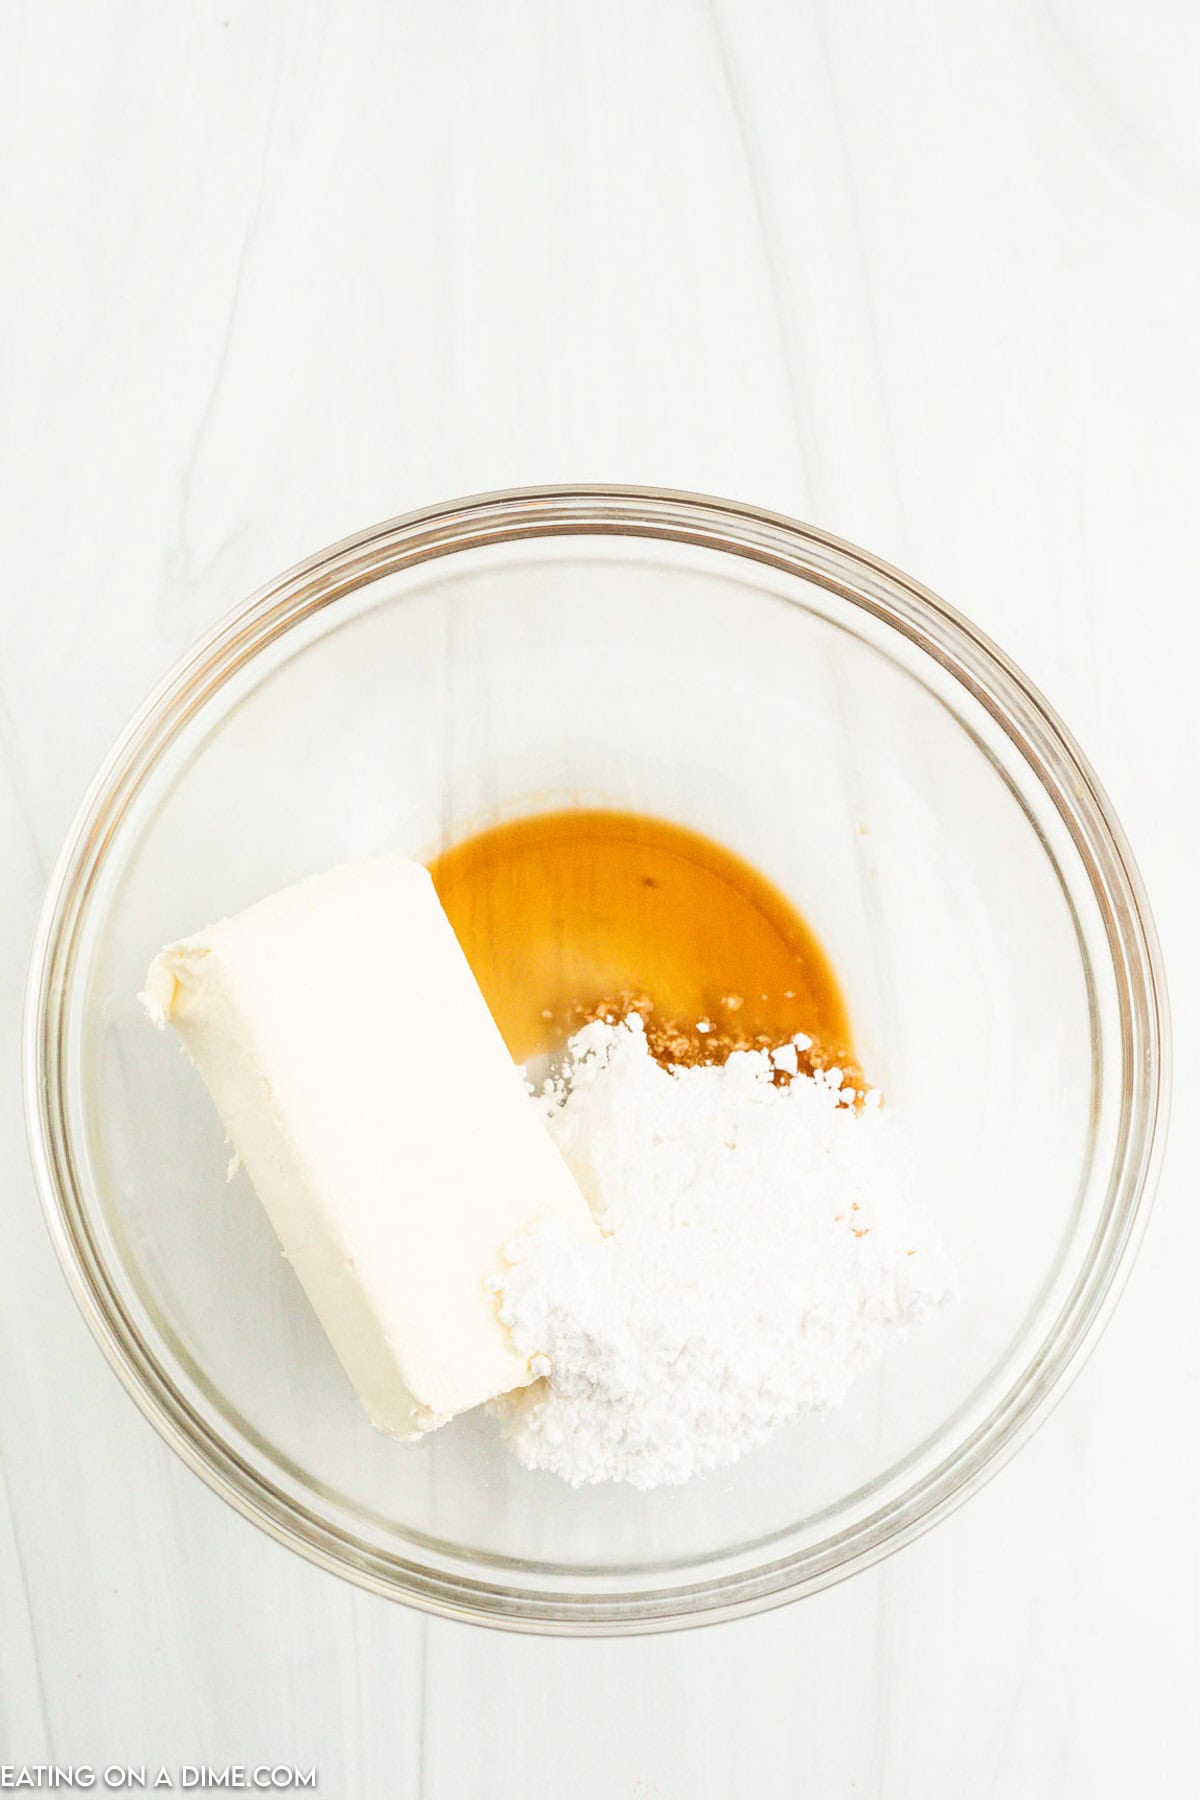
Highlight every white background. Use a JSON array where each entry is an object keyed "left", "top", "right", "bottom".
[{"left": 2, "top": 2, "right": 1198, "bottom": 1794}]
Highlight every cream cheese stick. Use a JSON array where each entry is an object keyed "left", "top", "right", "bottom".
[{"left": 141, "top": 856, "right": 598, "bottom": 1438}]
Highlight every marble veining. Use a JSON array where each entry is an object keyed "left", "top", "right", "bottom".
[{"left": 1, "top": 2, "right": 1197, "bottom": 1794}]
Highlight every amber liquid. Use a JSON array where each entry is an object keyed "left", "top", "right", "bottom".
[{"left": 429, "top": 809, "right": 853, "bottom": 1069}]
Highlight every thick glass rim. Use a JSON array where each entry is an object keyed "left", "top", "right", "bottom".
[{"left": 22, "top": 486, "right": 1171, "bottom": 1634}]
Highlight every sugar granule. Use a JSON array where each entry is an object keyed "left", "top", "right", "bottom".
[{"left": 490, "top": 1016, "right": 956, "bottom": 1489}]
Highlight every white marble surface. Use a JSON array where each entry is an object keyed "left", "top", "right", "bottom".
[{"left": 2, "top": 1, "right": 1198, "bottom": 1792}]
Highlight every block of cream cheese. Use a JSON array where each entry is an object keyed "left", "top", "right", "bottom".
[{"left": 141, "top": 856, "right": 599, "bottom": 1438}]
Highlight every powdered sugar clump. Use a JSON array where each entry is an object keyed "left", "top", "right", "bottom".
[{"left": 490, "top": 1017, "right": 955, "bottom": 1489}]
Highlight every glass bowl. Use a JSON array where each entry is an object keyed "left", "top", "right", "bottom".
[{"left": 23, "top": 487, "right": 1169, "bottom": 1634}]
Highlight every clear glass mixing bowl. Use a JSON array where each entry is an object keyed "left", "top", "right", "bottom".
[{"left": 23, "top": 488, "right": 1169, "bottom": 1633}]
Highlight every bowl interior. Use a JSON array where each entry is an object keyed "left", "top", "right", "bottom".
[{"left": 61, "top": 525, "right": 1124, "bottom": 1614}]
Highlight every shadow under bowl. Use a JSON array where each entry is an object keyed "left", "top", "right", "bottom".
[{"left": 24, "top": 487, "right": 1169, "bottom": 1633}]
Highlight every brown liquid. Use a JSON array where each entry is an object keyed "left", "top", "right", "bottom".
[{"left": 429, "top": 809, "right": 854, "bottom": 1070}]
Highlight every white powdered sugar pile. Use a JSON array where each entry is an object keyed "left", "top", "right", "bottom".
[{"left": 490, "top": 1016, "right": 955, "bottom": 1489}]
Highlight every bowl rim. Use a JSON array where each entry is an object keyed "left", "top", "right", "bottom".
[{"left": 22, "top": 484, "right": 1172, "bottom": 1634}]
